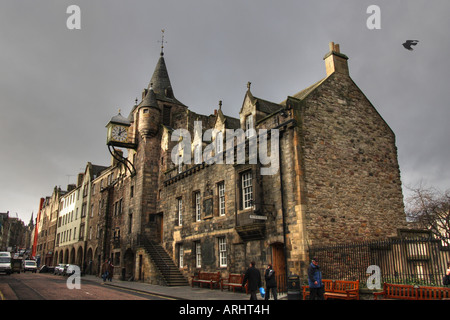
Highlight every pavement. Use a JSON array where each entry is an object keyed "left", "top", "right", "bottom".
[{"left": 82, "top": 274, "right": 287, "bottom": 300}]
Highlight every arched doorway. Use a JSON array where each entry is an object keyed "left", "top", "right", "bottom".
[
  {"left": 64, "top": 249, "right": 69, "bottom": 264},
  {"left": 86, "top": 248, "right": 93, "bottom": 275},
  {"left": 76, "top": 247, "right": 83, "bottom": 267},
  {"left": 70, "top": 248, "right": 76, "bottom": 264},
  {"left": 54, "top": 251, "right": 59, "bottom": 266}
]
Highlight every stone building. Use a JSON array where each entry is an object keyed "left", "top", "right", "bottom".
[
  {"left": 35, "top": 41, "right": 407, "bottom": 284},
  {"left": 35, "top": 187, "right": 62, "bottom": 265},
  {"left": 101, "top": 41, "right": 407, "bottom": 283},
  {"left": 0, "top": 212, "right": 32, "bottom": 252}
]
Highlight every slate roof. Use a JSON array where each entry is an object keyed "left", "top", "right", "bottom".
[
  {"left": 148, "top": 54, "right": 184, "bottom": 106},
  {"left": 280, "top": 77, "right": 327, "bottom": 105}
]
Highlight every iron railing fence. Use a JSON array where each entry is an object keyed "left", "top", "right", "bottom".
[{"left": 308, "top": 237, "right": 450, "bottom": 287}]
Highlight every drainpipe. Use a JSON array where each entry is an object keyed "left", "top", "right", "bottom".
[{"left": 278, "top": 128, "right": 289, "bottom": 288}]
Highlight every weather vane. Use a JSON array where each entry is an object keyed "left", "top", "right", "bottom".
[{"left": 158, "top": 29, "right": 167, "bottom": 55}]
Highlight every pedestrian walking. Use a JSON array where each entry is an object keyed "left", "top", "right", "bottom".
[
  {"left": 242, "top": 261, "right": 262, "bottom": 300},
  {"left": 107, "top": 260, "right": 114, "bottom": 282},
  {"left": 101, "top": 259, "right": 109, "bottom": 282},
  {"left": 264, "top": 264, "right": 277, "bottom": 300},
  {"left": 307, "top": 257, "right": 324, "bottom": 300}
]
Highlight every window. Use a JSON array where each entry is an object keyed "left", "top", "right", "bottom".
[
  {"left": 242, "top": 171, "right": 253, "bottom": 209},
  {"left": 178, "top": 155, "right": 183, "bottom": 174},
  {"left": 163, "top": 105, "right": 171, "bottom": 126},
  {"left": 177, "top": 198, "right": 183, "bottom": 226},
  {"left": 216, "top": 131, "right": 223, "bottom": 153},
  {"left": 81, "top": 203, "right": 87, "bottom": 217},
  {"left": 218, "top": 182, "right": 225, "bottom": 216},
  {"left": 179, "top": 244, "right": 184, "bottom": 268},
  {"left": 128, "top": 213, "right": 133, "bottom": 234},
  {"left": 219, "top": 237, "right": 227, "bottom": 267},
  {"left": 79, "top": 224, "right": 85, "bottom": 240},
  {"left": 193, "top": 143, "right": 202, "bottom": 164},
  {"left": 245, "top": 114, "right": 255, "bottom": 138},
  {"left": 195, "top": 192, "right": 201, "bottom": 222},
  {"left": 195, "top": 242, "right": 202, "bottom": 268}
]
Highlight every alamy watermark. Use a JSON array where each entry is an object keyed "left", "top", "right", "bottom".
[
  {"left": 66, "top": 5, "right": 81, "bottom": 30},
  {"left": 66, "top": 265, "right": 81, "bottom": 289},
  {"left": 170, "top": 121, "right": 280, "bottom": 175},
  {"left": 366, "top": 5, "right": 381, "bottom": 30},
  {"left": 366, "top": 265, "right": 381, "bottom": 289}
]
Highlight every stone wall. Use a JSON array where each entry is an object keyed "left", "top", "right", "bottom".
[{"left": 298, "top": 72, "right": 407, "bottom": 246}]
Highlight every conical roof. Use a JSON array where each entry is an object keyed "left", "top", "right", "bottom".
[
  {"left": 149, "top": 54, "right": 172, "bottom": 95},
  {"left": 141, "top": 87, "right": 158, "bottom": 109},
  {"left": 146, "top": 53, "right": 184, "bottom": 106}
]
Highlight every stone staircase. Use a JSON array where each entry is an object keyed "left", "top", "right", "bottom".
[{"left": 139, "top": 236, "right": 189, "bottom": 286}]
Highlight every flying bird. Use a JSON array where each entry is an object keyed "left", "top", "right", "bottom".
[{"left": 402, "top": 40, "right": 419, "bottom": 51}]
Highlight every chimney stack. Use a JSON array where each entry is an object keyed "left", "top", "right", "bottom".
[{"left": 323, "top": 42, "right": 349, "bottom": 76}]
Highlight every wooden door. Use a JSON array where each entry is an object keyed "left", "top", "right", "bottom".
[{"left": 272, "top": 243, "right": 286, "bottom": 291}]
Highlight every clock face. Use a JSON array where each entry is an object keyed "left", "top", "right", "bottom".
[{"left": 111, "top": 125, "right": 128, "bottom": 142}]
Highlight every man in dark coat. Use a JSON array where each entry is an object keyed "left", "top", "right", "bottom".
[
  {"left": 307, "top": 257, "right": 324, "bottom": 300},
  {"left": 242, "top": 261, "right": 262, "bottom": 300},
  {"left": 264, "top": 264, "right": 277, "bottom": 300}
]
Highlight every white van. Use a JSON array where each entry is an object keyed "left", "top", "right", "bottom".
[
  {"left": 23, "top": 260, "right": 37, "bottom": 273},
  {"left": 0, "top": 252, "right": 12, "bottom": 275}
]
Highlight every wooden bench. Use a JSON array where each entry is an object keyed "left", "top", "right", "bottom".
[
  {"left": 374, "top": 283, "right": 450, "bottom": 300},
  {"left": 222, "top": 273, "right": 248, "bottom": 293},
  {"left": 191, "top": 271, "right": 223, "bottom": 290},
  {"left": 302, "top": 279, "right": 360, "bottom": 300}
]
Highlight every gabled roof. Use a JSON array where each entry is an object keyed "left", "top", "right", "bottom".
[
  {"left": 240, "top": 88, "right": 283, "bottom": 115},
  {"left": 280, "top": 77, "right": 327, "bottom": 105},
  {"left": 215, "top": 107, "right": 240, "bottom": 130},
  {"left": 254, "top": 97, "right": 283, "bottom": 114}
]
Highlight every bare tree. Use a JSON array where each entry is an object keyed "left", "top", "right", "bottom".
[{"left": 405, "top": 184, "right": 450, "bottom": 246}]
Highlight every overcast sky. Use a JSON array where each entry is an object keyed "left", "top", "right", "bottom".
[{"left": 1, "top": 0, "right": 449, "bottom": 223}]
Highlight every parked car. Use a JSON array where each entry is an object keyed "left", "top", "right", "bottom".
[
  {"left": 23, "top": 260, "right": 37, "bottom": 273},
  {"left": 54, "top": 264, "right": 66, "bottom": 275},
  {"left": 39, "top": 265, "right": 55, "bottom": 273}
]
